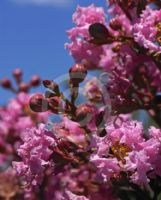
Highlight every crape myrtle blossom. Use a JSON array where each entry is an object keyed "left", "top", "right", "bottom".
[
  {"left": 0, "top": 93, "right": 48, "bottom": 172},
  {"left": 62, "top": 191, "right": 89, "bottom": 200},
  {"left": 0, "top": 0, "right": 161, "bottom": 199},
  {"left": 13, "top": 124, "right": 56, "bottom": 186},
  {"left": 13, "top": 123, "right": 118, "bottom": 200},
  {"left": 0, "top": 92, "right": 48, "bottom": 138},
  {"left": 66, "top": 3, "right": 161, "bottom": 117},
  {"left": 0, "top": 70, "right": 49, "bottom": 199},
  {"left": 133, "top": 6, "right": 161, "bottom": 52},
  {"left": 65, "top": 4, "right": 106, "bottom": 69},
  {"left": 90, "top": 118, "right": 161, "bottom": 186}
]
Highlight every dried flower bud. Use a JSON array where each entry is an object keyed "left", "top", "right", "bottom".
[
  {"left": 69, "top": 64, "right": 87, "bottom": 85},
  {"left": 109, "top": 18, "right": 122, "bottom": 31},
  {"left": 0, "top": 78, "right": 12, "bottom": 89},
  {"left": 19, "top": 82, "right": 30, "bottom": 92},
  {"left": 48, "top": 96, "right": 62, "bottom": 114},
  {"left": 76, "top": 104, "right": 93, "bottom": 126},
  {"left": 12, "top": 68, "right": 23, "bottom": 78},
  {"left": 29, "top": 93, "right": 49, "bottom": 112},
  {"left": 30, "top": 75, "right": 41, "bottom": 87}
]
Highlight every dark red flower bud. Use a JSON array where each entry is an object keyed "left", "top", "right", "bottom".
[
  {"left": 30, "top": 75, "right": 41, "bottom": 87},
  {"left": 89, "top": 23, "right": 110, "bottom": 39},
  {"left": 69, "top": 64, "right": 87, "bottom": 85},
  {"left": 48, "top": 96, "right": 62, "bottom": 114},
  {"left": 109, "top": 18, "right": 122, "bottom": 31},
  {"left": 29, "top": 93, "right": 49, "bottom": 112},
  {"left": 19, "top": 83, "right": 30, "bottom": 92},
  {"left": 0, "top": 78, "right": 12, "bottom": 89},
  {"left": 43, "top": 80, "right": 59, "bottom": 94},
  {"left": 76, "top": 104, "right": 93, "bottom": 126},
  {"left": 12, "top": 68, "right": 23, "bottom": 78}
]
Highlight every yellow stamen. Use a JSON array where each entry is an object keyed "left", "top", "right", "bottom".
[{"left": 111, "top": 141, "right": 130, "bottom": 162}]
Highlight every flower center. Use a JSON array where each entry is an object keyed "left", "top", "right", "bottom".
[
  {"left": 156, "top": 22, "right": 161, "bottom": 45},
  {"left": 111, "top": 141, "right": 130, "bottom": 162}
]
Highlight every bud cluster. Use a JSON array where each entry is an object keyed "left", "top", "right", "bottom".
[{"left": 0, "top": 68, "right": 41, "bottom": 93}]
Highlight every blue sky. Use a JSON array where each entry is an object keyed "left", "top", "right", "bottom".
[{"left": 0, "top": 0, "right": 107, "bottom": 104}]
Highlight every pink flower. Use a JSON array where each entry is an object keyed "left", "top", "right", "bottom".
[
  {"left": 133, "top": 7, "right": 161, "bottom": 52},
  {"left": 13, "top": 124, "right": 56, "bottom": 185},
  {"left": 63, "top": 191, "right": 89, "bottom": 200},
  {"left": 66, "top": 4, "right": 106, "bottom": 69},
  {"left": 73, "top": 4, "right": 106, "bottom": 26},
  {"left": 90, "top": 118, "right": 161, "bottom": 186},
  {"left": 91, "top": 155, "right": 120, "bottom": 182}
]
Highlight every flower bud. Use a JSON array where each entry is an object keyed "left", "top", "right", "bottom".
[
  {"left": 48, "top": 96, "right": 62, "bottom": 114},
  {"left": 76, "top": 104, "right": 93, "bottom": 126},
  {"left": 69, "top": 64, "right": 87, "bottom": 85},
  {"left": 19, "top": 83, "right": 30, "bottom": 92},
  {"left": 109, "top": 18, "right": 122, "bottom": 31},
  {"left": 43, "top": 80, "right": 59, "bottom": 94},
  {"left": 12, "top": 68, "right": 23, "bottom": 78},
  {"left": 29, "top": 93, "right": 49, "bottom": 112},
  {"left": 0, "top": 78, "right": 12, "bottom": 89},
  {"left": 89, "top": 23, "right": 110, "bottom": 39},
  {"left": 30, "top": 75, "right": 41, "bottom": 87}
]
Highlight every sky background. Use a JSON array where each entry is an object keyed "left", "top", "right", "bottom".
[{"left": 0, "top": 0, "right": 107, "bottom": 104}]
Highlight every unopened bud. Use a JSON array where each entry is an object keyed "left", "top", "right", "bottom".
[
  {"left": 48, "top": 96, "right": 62, "bottom": 114},
  {"left": 19, "top": 83, "right": 30, "bottom": 92},
  {"left": 109, "top": 18, "right": 122, "bottom": 31},
  {"left": 12, "top": 68, "right": 23, "bottom": 78},
  {"left": 76, "top": 104, "right": 93, "bottom": 126},
  {"left": 69, "top": 64, "right": 87, "bottom": 85},
  {"left": 89, "top": 23, "right": 110, "bottom": 39},
  {"left": 29, "top": 93, "right": 49, "bottom": 112},
  {"left": 30, "top": 75, "right": 41, "bottom": 87},
  {"left": 0, "top": 78, "right": 12, "bottom": 89},
  {"left": 43, "top": 80, "right": 59, "bottom": 94}
]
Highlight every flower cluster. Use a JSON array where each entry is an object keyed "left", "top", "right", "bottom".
[
  {"left": 90, "top": 118, "right": 161, "bottom": 186},
  {"left": 0, "top": 69, "right": 49, "bottom": 199},
  {"left": 66, "top": 1, "right": 161, "bottom": 119},
  {"left": 0, "top": 0, "right": 161, "bottom": 200}
]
